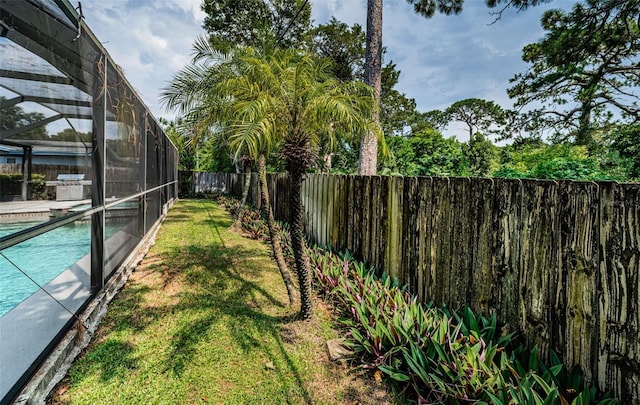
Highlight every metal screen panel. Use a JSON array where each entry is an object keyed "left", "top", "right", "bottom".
[{"left": 0, "top": 1, "right": 178, "bottom": 402}]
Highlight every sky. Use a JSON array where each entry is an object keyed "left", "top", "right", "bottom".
[{"left": 80, "top": 0, "right": 574, "bottom": 139}]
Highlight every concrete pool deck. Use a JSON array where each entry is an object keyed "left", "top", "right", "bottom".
[{"left": 0, "top": 200, "right": 91, "bottom": 222}]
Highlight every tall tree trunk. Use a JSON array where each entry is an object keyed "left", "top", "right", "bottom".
[
  {"left": 240, "top": 158, "right": 251, "bottom": 206},
  {"left": 258, "top": 153, "right": 297, "bottom": 306},
  {"left": 288, "top": 165, "right": 313, "bottom": 319},
  {"left": 576, "top": 103, "right": 594, "bottom": 148},
  {"left": 323, "top": 153, "right": 333, "bottom": 173},
  {"left": 359, "top": 0, "right": 382, "bottom": 176}
]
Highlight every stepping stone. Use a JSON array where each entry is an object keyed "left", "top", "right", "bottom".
[{"left": 326, "top": 338, "right": 353, "bottom": 362}]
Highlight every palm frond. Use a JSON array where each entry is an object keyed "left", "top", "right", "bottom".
[{"left": 163, "top": 43, "right": 382, "bottom": 167}]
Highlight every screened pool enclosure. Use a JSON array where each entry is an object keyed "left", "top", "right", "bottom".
[{"left": 0, "top": 1, "right": 178, "bottom": 403}]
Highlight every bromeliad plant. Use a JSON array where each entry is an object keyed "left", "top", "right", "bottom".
[
  {"left": 308, "top": 249, "right": 510, "bottom": 403},
  {"left": 306, "top": 248, "right": 615, "bottom": 404},
  {"left": 213, "top": 194, "right": 270, "bottom": 241}
]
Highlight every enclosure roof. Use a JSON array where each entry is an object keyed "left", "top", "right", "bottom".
[
  {"left": 0, "top": 144, "right": 90, "bottom": 157},
  {"left": 0, "top": 0, "right": 101, "bottom": 144}
]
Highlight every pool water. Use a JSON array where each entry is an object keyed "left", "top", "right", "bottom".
[{"left": 0, "top": 222, "right": 91, "bottom": 317}]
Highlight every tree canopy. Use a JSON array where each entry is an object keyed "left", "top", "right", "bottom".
[
  {"left": 509, "top": 0, "right": 640, "bottom": 146},
  {"left": 189, "top": 0, "right": 640, "bottom": 181},
  {"left": 444, "top": 98, "right": 507, "bottom": 141},
  {"left": 307, "top": 17, "right": 366, "bottom": 82},
  {"left": 0, "top": 96, "right": 49, "bottom": 140},
  {"left": 308, "top": 19, "right": 417, "bottom": 137},
  {"left": 201, "top": 0, "right": 311, "bottom": 50}
]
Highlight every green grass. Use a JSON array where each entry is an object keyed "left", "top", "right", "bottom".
[{"left": 51, "top": 200, "right": 388, "bottom": 404}]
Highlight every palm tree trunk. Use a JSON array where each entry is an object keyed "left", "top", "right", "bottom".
[
  {"left": 359, "top": 0, "right": 382, "bottom": 175},
  {"left": 258, "top": 153, "right": 296, "bottom": 306},
  {"left": 240, "top": 158, "right": 251, "bottom": 206},
  {"left": 288, "top": 166, "right": 313, "bottom": 319}
]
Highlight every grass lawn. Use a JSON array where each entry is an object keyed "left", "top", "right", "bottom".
[{"left": 48, "top": 199, "right": 390, "bottom": 404}]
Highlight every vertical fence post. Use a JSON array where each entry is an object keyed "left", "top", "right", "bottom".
[{"left": 90, "top": 54, "right": 106, "bottom": 294}]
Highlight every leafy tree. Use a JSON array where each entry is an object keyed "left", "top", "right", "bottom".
[
  {"left": 462, "top": 132, "right": 498, "bottom": 177},
  {"left": 308, "top": 18, "right": 411, "bottom": 168},
  {"left": 274, "top": 51, "right": 377, "bottom": 318},
  {"left": 324, "top": 139, "right": 361, "bottom": 174},
  {"left": 0, "top": 96, "right": 49, "bottom": 140},
  {"left": 159, "top": 118, "right": 197, "bottom": 172},
  {"left": 508, "top": 0, "right": 640, "bottom": 147},
  {"left": 611, "top": 123, "right": 640, "bottom": 178},
  {"left": 495, "top": 141, "right": 625, "bottom": 180},
  {"left": 201, "top": 0, "right": 311, "bottom": 50},
  {"left": 500, "top": 142, "right": 587, "bottom": 174},
  {"left": 381, "top": 128, "right": 466, "bottom": 176},
  {"left": 50, "top": 128, "right": 92, "bottom": 143},
  {"left": 308, "top": 18, "right": 365, "bottom": 82},
  {"left": 380, "top": 62, "right": 418, "bottom": 136},
  {"left": 412, "top": 109, "right": 449, "bottom": 132},
  {"left": 307, "top": 19, "right": 364, "bottom": 172},
  {"left": 195, "top": 138, "right": 235, "bottom": 173},
  {"left": 406, "top": 0, "right": 463, "bottom": 17},
  {"left": 358, "top": 0, "right": 546, "bottom": 174},
  {"left": 528, "top": 157, "right": 603, "bottom": 179},
  {"left": 444, "top": 98, "right": 507, "bottom": 141},
  {"left": 163, "top": 44, "right": 377, "bottom": 319},
  {"left": 382, "top": 137, "right": 423, "bottom": 175},
  {"left": 485, "top": 0, "right": 554, "bottom": 21},
  {"left": 493, "top": 166, "right": 528, "bottom": 178}
]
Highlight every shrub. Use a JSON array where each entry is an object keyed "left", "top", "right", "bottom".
[
  {"left": 493, "top": 166, "right": 528, "bottom": 179},
  {"left": 0, "top": 173, "right": 47, "bottom": 200}
]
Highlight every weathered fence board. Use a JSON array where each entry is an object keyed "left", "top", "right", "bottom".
[
  {"left": 598, "top": 183, "right": 640, "bottom": 401},
  {"left": 417, "top": 178, "right": 432, "bottom": 301},
  {"left": 558, "top": 182, "right": 600, "bottom": 383},
  {"left": 470, "top": 178, "right": 494, "bottom": 314},
  {"left": 493, "top": 179, "right": 522, "bottom": 331},
  {"left": 519, "top": 180, "right": 555, "bottom": 358},
  {"left": 432, "top": 177, "right": 452, "bottom": 306},
  {"left": 386, "top": 176, "right": 403, "bottom": 281},
  {"left": 194, "top": 171, "right": 640, "bottom": 402}
]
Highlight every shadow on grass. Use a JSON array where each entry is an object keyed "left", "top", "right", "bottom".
[
  {"left": 104, "top": 283, "right": 159, "bottom": 333},
  {"left": 74, "top": 200, "right": 312, "bottom": 403},
  {"left": 162, "top": 205, "right": 312, "bottom": 403},
  {"left": 91, "top": 340, "right": 138, "bottom": 382}
]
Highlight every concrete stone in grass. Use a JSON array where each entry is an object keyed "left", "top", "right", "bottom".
[{"left": 326, "top": 338, "right": 353, "bottom": 362}]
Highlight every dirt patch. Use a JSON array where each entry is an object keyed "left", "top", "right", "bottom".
[
  {"left": 279, "top": 325, "right": 298, "bottom": 344},
  {"left": 287, "top": 297, "right": 393, "bottom": 405}
]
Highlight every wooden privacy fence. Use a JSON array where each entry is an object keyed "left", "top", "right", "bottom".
[{"left": 195, "top": 172, "right": 640, "bottom": 402}]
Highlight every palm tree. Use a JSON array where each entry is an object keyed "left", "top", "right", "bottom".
[
  {"left": 161, "top": 39, "right": 297, "bottom": 306},
  {"left": 236, "top": 50, "right": 378, "bottom": 319},
  {"left": 163, "top": 41, "right": 379, "bottom": 319}
]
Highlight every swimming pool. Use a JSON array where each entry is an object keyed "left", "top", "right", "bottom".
[{"left": 0, "top": 222, "right": 91, "bottom": 317}]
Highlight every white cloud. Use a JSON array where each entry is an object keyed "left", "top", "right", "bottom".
[
  {"left": 81, "top": 0, "right": 207, "bottom": 119},
  {"left": 167, "top": 0, "right": 206, "bottom": 23},
  {"left": 312, "top": 0, "right": 366, "bottom": 25},
  {"left": 77, "top": 0, "right": 565, "bottom": 132}
]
